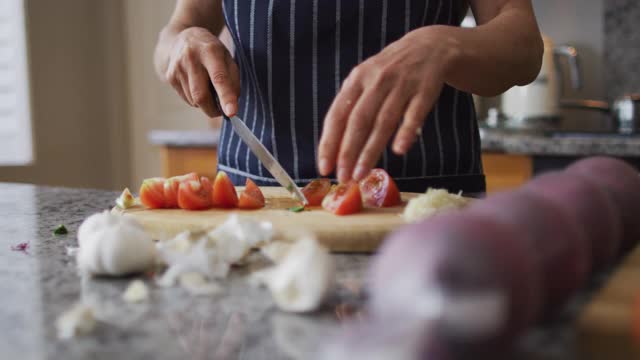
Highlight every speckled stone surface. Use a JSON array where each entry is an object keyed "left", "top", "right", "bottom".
[
  {"left": 604, "top": 0, "right": 640, "bottom": 100},
  {"left": 0, "top": 183, "right": 612, "bottom": 359},
  {"left": 148, "top": 130, "right": 220, "bottom": 148},
  {"left": 481, "top": 128, "right": 640, "bottom": 157}
]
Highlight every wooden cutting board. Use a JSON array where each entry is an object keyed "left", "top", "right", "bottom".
[
  {"left": 118, "top": 187, "right": 420, "bottom": 252},
  {"left": 577, "top": 245, "right": 640, "bottom": 359}
]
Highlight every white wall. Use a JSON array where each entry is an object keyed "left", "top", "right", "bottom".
[
  {"left": 532, "top": 0, "right": 604, "bottom": 100},
  {"left": 0, "top": 0, "right": 128, "bottom": 190},
  {"left": 124, "top": 0, "right": 211, "bottom": 189}
]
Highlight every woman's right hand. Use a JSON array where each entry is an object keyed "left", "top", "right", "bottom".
[{"left": 165, "top": 27, "right": 240, "bottom": 118}]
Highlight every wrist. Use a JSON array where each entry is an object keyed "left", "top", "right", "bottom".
[{"left": 408, "top": 25, "right": 466, "bottom": 83}]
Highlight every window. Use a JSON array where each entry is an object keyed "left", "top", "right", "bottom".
[{"left": 0, "top": 0, "right": 33, "bottom": 165}]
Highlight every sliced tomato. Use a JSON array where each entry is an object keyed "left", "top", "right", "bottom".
[
  {"left": 177, "top": 176, "right": 213, "bottom": 210},
  {"left": 140, "top": 177, "right": 166, "bottom": 209},
  {"left": 322, "top": 182, "right": 363, "bottom": 215},
  {"left": 211, "top": 171, "right": 239, "bottom": 208},
  {"left": 301, "top": 178, "right": 332, "bottom": 206},
  {"left": 238, "top": 179, "right": 265, "bottom": 210},
  {"left": 359, "top": 168, "right": 401, "bottom": 207},
  {"left": 164, "top": 172, "right": 199, "bottom": 208}
]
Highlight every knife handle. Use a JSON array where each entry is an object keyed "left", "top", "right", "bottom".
[{"left": 209, "top": 82, "right": 230, "bottom": 121}]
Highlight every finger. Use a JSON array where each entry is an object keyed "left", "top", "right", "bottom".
[
  {"left": 393, "top": 84, "right": 441, "bottom": 154},
  {"left": 167, "top": 61, "right": 194, "bottom": 106},
  {"left": 168, "top": 74, "right": 191, "bottom": 106},
  {"left": 178, "top": 70, "right": 195, "bottom": 106},
  {"left": 317, "top": 72, "right": 364, "bottom": 176},
  {"left": 337, "top": 83, "right": 392, "bottom": 183},
  {"left": 188, "top": 63, "right": 220, "bottom": 117},
  {"left": 201, "top": 43, "right": 239, "bottom": 117},
  {"left": 354, "top": 86, "right": 408, "bottom": 180}
]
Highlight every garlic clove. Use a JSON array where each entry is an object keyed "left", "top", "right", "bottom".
[
  {"left": 56, "top": 303, "right": 96, "bottom": 339},
  {"left": 179, "top": 272, "right": 222, "bottom": 296},
  {"left": 253, "top": 237, "right": 335, "bottom": 313},
  {"left": 122, "top": 279, "right": 149, "bottom": 303}
]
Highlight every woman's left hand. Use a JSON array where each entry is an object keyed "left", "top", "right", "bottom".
[{"left": 317, "top": 27, "right": 459, "bottom": 183}]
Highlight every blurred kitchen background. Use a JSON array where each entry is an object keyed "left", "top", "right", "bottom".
[{"left": 0, "top": 0, "right": 637, "bottom": 191}]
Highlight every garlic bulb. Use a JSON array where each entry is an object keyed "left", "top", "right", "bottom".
[
  {"left": 76, "top": 211, "right": 156, "bottom": 276},
  {"left": 253, "top": 237, "right": 334, "bottom": 313}
]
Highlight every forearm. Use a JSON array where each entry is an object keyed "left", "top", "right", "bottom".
[
  {"left": 154, "top": 0, "right": 225, "bottom": 80},
  {"left": 417, "top": 3, "right": 543, "bottom": 97}
]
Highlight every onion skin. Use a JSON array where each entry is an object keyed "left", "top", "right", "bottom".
[
  {"left": 565, "top": 156, "right": 640, "bottom": 254},
  {"left": 523, "top": 171, "right": 622, "bottom": 270},
  {"left": 367, "top": 211, "right": 541, "bottom": 355},
  {"left": 466, "top": 190, "right": 589, "bottom": 316}
]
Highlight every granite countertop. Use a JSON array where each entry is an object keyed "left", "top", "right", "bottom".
[
  {"left": 481, "top": 128, "right": 640, "bottom": 157},
  {"left": 0, "top": 183, "right": 608, "bottom": 359},
  {"left": 148, "top": 130, "right": 220, "bottom": 148}
]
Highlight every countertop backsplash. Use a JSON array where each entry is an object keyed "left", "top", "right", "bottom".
[{"left": 605, "top": 0, "right": 640, "bottom": 100}]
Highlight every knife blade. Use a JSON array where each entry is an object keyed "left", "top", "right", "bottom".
[{"left": 210, "top": 86, "right": 308, "bottom": 205}]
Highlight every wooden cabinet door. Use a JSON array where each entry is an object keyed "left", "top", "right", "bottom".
[{"left": 482, "top": 153, "right": 533, "bottom": 193}]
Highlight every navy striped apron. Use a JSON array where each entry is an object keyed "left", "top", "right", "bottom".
[{"left": 218, "top": 0, "right": 485, "bottom": 193}]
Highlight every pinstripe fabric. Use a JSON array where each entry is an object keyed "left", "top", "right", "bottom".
[{"left": 219, "top": 0, "right": 485, "bottom": 194}]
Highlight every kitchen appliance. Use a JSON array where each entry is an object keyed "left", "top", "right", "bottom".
[
  {"left": 118, "top": 187, "right": 422, "bottom": 252},
  {"left": 210, "top": 84, "right": 308, "bottom": 204},
  {"left": 500, "top": 34, "right": 581, "bottom": 129},
  {"left": 560, "top": 94, "right": 640, "bottom": 134}
]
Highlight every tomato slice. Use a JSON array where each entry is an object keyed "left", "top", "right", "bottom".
[
  {"left": 140, "top": 177, "right": 166, "bottom": 209},
  {"left": 301, "top": 178, "right": 332, "bottom": 206},
  {"left": 322, "top": 182, "right": 363, "bottom": 215},
  {"left": 164, "top": 172, "right": 199, "bottom": 208},
  {"left": 177, "top": 176, "right": 213, "bottom": 210},
  {"left": 359, "top": 168, "right": 401, "bottom": 207},
  {"left": 211, "top": 171, "right": 239, "bottom": 208},
  {"left": 238, "top": 179, "right": 266, "bottom": 210}
]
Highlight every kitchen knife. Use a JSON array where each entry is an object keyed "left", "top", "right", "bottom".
[{"left": 210, "top": 86, "right": 308, "bottom": 205}]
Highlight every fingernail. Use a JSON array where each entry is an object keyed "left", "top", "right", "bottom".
[
  {"left": 393, "top": 140, "right": 408, "bottom": 154},
  {"left": 318, "top": 158, "right": 330, "bottom": 175},
  {"left": 353, "top": 165, "right": 367, "bottom": 181},
  {"left": 224, "top": 103, "right": 235, "bottom": 116}
]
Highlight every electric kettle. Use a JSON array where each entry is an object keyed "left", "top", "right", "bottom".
[{"left": 500, "top": 34, "right": 581, "bottom": 128}]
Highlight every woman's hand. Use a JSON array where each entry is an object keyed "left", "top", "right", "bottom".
[
  {"left": 318, "top": 27, "right": 459, "bottom": 183},
  {"left": 164, "top": 27, "right": 240, "bottom": 118}
]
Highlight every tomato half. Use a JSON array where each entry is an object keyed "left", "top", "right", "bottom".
[
  {"left": 322, "top": 182, "right": 363, "bottom": 215},
  {"left": 238, "top": 179, "right": 266, "bottom": 210},
  {"left": 140, "top": 177, "right": 167, "bottom": 209},
  {"left": 164, "top": 172, "right": 199, "bottom": 208},
  {"left": 177, "top": 176, "right": 213, "bottom": 210},
  {"left": 359, "top": 168, "right": 401, "bottom": 207},
  {"left": 301, "top": 178, "right": 332, "bottom": 206},
  {"left": 211, "top": 171, "right": 239, "bottom": 208}
]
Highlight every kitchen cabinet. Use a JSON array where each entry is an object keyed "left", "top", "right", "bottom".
[
  {"left": 158, "top": 144, "right": 534, "bottom": 194},
  {"left": 160, "top": 146, "right": 218, "bottom": 180},
  {"left": 481, "top": 153, "right": 533, "bottom": 193}
]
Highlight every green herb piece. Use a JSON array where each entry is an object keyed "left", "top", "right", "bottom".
[
  {"left": 53, "top": 224, "right": 68, "bottom": 235},
  {"left": 289, "top": 205, "right": 305, "bottom": 213}
]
